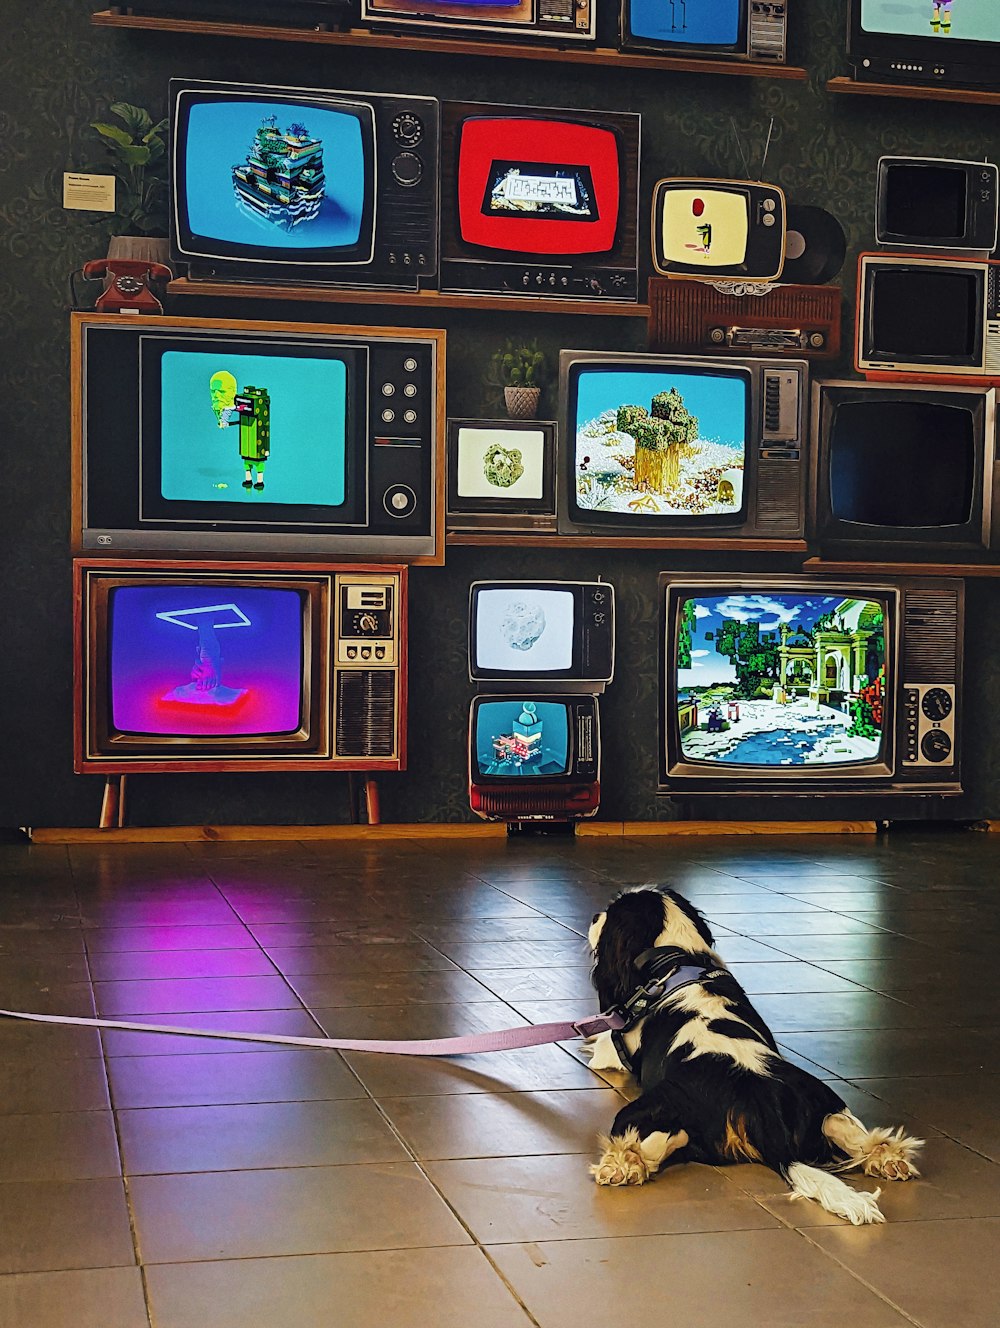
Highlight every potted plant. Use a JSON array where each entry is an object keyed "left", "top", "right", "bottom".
[
  {"left": 88, "top": 101, "right": 170, "bottom": 266},
  {"left": 487, "top": 338, "right": 549, "bottom": 420}
]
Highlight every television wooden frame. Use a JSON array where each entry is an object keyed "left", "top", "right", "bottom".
[
  {"left": 74, "top": 558, "right": 408, "bottom": 774},
  {"left": 70, "top": 312, "right": 447, "bottom": 566}
]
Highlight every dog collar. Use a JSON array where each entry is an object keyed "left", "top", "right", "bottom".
[{"left": 608, "top": 945, "right": 709, "bottom": 1074}]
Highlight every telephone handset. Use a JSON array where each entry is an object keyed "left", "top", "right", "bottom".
[{"left": 83, "top": 257, "right": 171, "bottom": 314}]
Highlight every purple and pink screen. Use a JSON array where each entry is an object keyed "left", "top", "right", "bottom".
[{"left": 109, "top": 584, "right": 304, "bottom": 737}]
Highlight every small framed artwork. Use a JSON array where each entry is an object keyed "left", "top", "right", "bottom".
[{"left": 447, "top": 418, "right": 557, "bottom": 532}]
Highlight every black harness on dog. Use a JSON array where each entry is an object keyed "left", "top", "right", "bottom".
[{"left": 608, "top": 945, "right": 711, "bottom": 1075}]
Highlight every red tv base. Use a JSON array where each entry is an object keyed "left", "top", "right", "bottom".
[{"left": 469, "top": 781, "right": 601, "bottom": 822}]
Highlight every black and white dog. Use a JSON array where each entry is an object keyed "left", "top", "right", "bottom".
[{"left": 586, "top": 887, "right": 922, "bottom": 1224}]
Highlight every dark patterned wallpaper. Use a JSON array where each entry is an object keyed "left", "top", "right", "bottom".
[{"left": 3, "top": 0, "right": 1000, "bottom": 827}]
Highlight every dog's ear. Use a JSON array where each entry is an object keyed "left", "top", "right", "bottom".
[
  {"left": 591, "top": 894, "right": 665, "bottom": 1008},
  {"left": 665, "top": 890, "right": 715, "bottom": 948}
]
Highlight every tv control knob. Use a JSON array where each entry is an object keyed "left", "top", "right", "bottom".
[
  {"left": 403, "top": 383, "right": 417, "bottom": 397},
  {"left": 358, "top": 613, "right": 379, "bottom": 634},
  {"left": 381, "top": 408, "right": 395, "bottom": 423},
  {"left": 403, "top": 358, "right": 418, "bottom": 372},
  {"left": 361, "top": 648, "right": 372, "bottom": 660},
  {"left": 392, "top": 152, "right": 422, "bottom": 187},
  {"left": 921, "top": 687, "right": 953, "bottom": 722},
  {"left": 347, "top": 647, "right": 358, "bottom": 660},
  {"left": 382, "top": 382, "right": 396, "bottom": 396},
  {"left": 588, "top": 278, "right": 603, "bottom": 293},
  {"left": 403, "top": 409, "right": 417, "bottom": 424},
  {"left": 709, "top": 327, "right": 726, "bottom": 344},
  {"left": 592, "top": 590, "right": 605, "bottom": 603},
  {"left": 808, "top": 332, "right": 826, "bottom": 349},
  {"left": 383, "top": 484, "right": 417, "bottom": 518},
  {"left": 375, "top": 647, "right": 386, "bottom": 660},
  {"left": 593, "top": 612, "right": 605, "bottom": 625},
  {"left": 983, "top": 170, "right": 993, "bottom": 181},
  {"left": 762, "top": 213, "right": 776, "bottom": 227},
  {"left": 920, "top": 729, "right": 953, "bottom": 763},
  {"left": 392, "top": 113, "right": 423, "bottom": 147}
]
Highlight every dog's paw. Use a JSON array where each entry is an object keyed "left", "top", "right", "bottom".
[
  {"left": 583, "top": 1031, "right": 627, "bottom": 1073},
  {"left": 863, "top": 1131, "right": 923, "bottom": 1182},
  {"left": 589, "top": 1129, "right": 650, "bottom": 1187}
]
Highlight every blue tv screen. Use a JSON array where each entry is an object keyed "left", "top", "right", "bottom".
[
  {"left": 475, "top": 700, "right": 571, "bottom": 777},
  {"left": 675, "top": 592, "right": 890, "bottom": 768},
  {"left": 159, "top": 348, "right": 348, "bottom": 508},
  {"left": 627, "top": 0, "right": 742, "bottom": 49},
  {"left": 109, "top": 585, "right": 305, "bottom": 738},
  {"left": 174, "top": 90, "right": 376, "bottom": 265},
  {"left": 569, "top": 364, "right": 749, "bottom": 521}
]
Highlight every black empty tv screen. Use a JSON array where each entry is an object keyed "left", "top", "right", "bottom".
[
  {"left": 830, "top": 401, "right": 974, "bottom": 528},
  {"left": 884, "top": 165, "right": 966, "bottom": 240},
  {"left": 870, "top": 270, "right": 979, "bottom": 360}
]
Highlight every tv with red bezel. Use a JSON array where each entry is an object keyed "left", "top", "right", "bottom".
[{"left": 438, "top": 101, "right": 640, "bottom": 302}]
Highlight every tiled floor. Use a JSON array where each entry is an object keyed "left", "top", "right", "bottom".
[{"left": 0, "top": 831, "right": 998, "bottom": 1327}]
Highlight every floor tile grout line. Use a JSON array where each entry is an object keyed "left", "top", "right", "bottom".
[{"left": 791, "top": 1225, "right": 931, "bottom": 1328}]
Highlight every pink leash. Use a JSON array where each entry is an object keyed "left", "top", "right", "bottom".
[{"left": 0, "top": 1007, "right": 624, "bottom": 1055}]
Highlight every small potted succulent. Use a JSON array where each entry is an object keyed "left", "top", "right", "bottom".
[
  {"left": 487, "top": 338, "right": 549, "bottom": 420},
  {"left": 88, "top": 101, "right": 170, "bottom": 266}
]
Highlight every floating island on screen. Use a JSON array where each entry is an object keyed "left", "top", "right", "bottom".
[
  {"left": 233, "top": 116, "right": 326, "bottom": 230},
  {"left": 677, "top": 594, "right": 886, "bottom": 767},
  {"left": 576, "top": 385, "right": 744, "bottom": 518}
]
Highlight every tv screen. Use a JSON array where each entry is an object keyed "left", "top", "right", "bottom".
[
  {"left": 675, "top": 591, "right": 889, "bottom": 768},
  {"left": 859, "top": 0, "right": 1000, "bottom": 40},
  {"left": 475, "top": 587, "right": 575, "bottom": 673},
  {"left": 173, "top": 87, "right": 376, "bottom": 266},
  {"left": 829, "top": 400, "right": 975, "bottom": 528},
  {"left": 627, "top": 0, "right": 742, "bottom": 49},
  {"left": 882, "top": 163, "right": 967, "bottom": 240},
  {"left": 108, "top": 584, "right": 305, "bottom": 738},
  {"left": 160, "top": 347, "right": 348, "bottom": 507},
  {"left": 868, "top": 268, "right": 981, "bottom": 361},
  {"left": 659, "top": 185, "right": 749, "bottom": 270},
  {"left": 455, "top": 425, "right": 547, "bottom": 501},
  {"left": 568, "top": 364, "right": 749, "bottom": 521},
  {"left": 456, "top": 117, "right": 621, "bottom": 256},
  {"left": 474, "top": 699, "right": 571, "bottom": 777}
]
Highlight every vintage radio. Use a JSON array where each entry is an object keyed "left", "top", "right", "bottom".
[{"left": 648, "top": 278, "right": 841, "bottom": 360}]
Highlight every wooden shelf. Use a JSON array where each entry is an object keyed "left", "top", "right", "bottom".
[
  {"left": 92, "top": 10, "right": 807, "bottom": 79},
  {"left": 827, "top": 76, "right": 1000, "bottom": 107},
  {"left": 449, "top": 534, "right": 809, "bottom": 551},
  {"left": 806, "top": 557, "right": 1000, "bottom": 577},
  {"left": 167, "top": 278, "right": 650, "bottom": 318}
]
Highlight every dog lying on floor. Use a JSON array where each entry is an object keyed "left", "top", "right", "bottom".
[{"left": 585, "top": 887, "right": 922, "bottom": 1225}]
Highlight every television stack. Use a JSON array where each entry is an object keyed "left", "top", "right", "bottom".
[{"left": 466, "top": 580, "right": 614, "bottom": 824}]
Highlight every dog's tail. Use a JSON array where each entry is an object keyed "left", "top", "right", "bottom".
[{"left": 784, "top": 1162, "right": 884, "bottom": 1225}]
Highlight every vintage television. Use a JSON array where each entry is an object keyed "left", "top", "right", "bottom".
[
  {"left": 71, "top": 313, "right": 445, "bottom": 564},
  {"left": 875, "top": 156, "right": 999, "bottom": 253},
  {"left": 468, "top": 694, "right": 601, "bottom": 819},
  {"left": 622, "top": 0, "right": 789, "bottom": 62},
  {"left": 361, "top": 0, "right": 594, "bottom": 44},
  {"left": 438, "top": 101, "right": 640, "bottom": 301},
  {"left": 847, "top": 0, "right": 1000, "bottom": 88},
  {"left": 651, "top": 178, "right": 786, "bottom": 283},
  {"left": 447, "top": 419, "right": 557, "bottom": 532},
  {"left": 74, "top": 560, "right": 407, "bottom": 774},
  {"left": 659, "top": 572, "right": 964, "bottom": 797},
  {"left": 810, "top": 379, "right": 999, "bottom": 557},
  {"left": 170, "top": 78, "right": 439, "bottom": 290},
  {"left": 558, "top": 350, "right": 808, "bottom": 543},
  {"left": 856, "top": 253, "right": 1000, "bottom": 383},
  {"left": 469, "top": 580, "right": 615, "bottom": 689}
]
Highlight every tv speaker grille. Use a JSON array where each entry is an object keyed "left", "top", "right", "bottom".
[
  {"left": 903, "top": 589, "right": 960, "bottom": 683},
  {"left": 335, "top": 670, "right": 396, "bottom": 758},
  {"left": 755, "top": 460, "right": 802, "bottom": 532},
  {"left": 475, "top": 789, "right": 578, "bottom": 816}
]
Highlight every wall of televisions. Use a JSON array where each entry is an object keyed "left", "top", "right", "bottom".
[{"left": 21, "top": 0, "right": 1000, "bottom": 825}]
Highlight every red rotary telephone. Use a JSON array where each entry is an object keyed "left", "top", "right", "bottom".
[{"left": 83, "top": 257, "right": 172, "bottom": 313}]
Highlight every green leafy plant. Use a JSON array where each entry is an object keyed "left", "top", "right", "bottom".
[
  {"left": 484, "top": 338, "right": 549, "bottom": 407},
  {"left": 88, "top": 102, "right": 169, "bottom": 236}
]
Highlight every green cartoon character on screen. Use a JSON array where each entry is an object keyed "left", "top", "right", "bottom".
[{"left": 209, "top": 371, "right": 271, "bottom": 492}]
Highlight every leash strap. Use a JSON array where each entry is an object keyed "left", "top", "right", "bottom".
[{"left": 0, "top": 1007, "right": 625, "bottom": 1056}]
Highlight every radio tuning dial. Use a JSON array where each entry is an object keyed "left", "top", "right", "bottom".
[
  {"left": 921, "top": 687, "right": 953, "bottom": 722},
  {"left": 392, "top": 113, "right": 423, "bottom": 147}
]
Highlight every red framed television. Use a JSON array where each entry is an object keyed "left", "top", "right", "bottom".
[
  {"left": 74, "top": 560, "right": 407, "bottom": 774},
  {"left": 468, "top": 693, "right": 601, "bottom": 820},
  {"left": 439, "top": 101, "right": 640, "bottom": 302}
]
